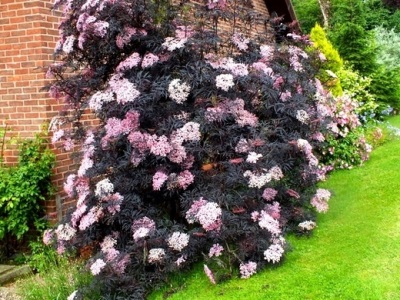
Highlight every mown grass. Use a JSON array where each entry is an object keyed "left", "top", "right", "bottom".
[
  {"left": 149, "top": 116, "right": 400, "bottom": 300},
  {"left": 15, "top": 257, "right": 98, "bottom": 300}
]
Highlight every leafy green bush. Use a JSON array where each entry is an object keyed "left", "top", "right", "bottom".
[
  {"left": 309, "top": 24, "right": 343, "bottom": 96},
  {"left": 0, "top": 132, "right": 55, "bottom": 259},
  {"left": 337, "top": 67, "right": 379, "bottom": 121}
]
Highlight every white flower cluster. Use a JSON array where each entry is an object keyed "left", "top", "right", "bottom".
[
  {"left": 148, "top": 248, "right": 166, "bottom": 263},
  {"left": 55, "top": 223, "right": 76, "bottom": 241},
  {"left": 168, "top": 79, "right": 191, "bottom": 104},
  {"left": 296, "top": 110, "right": 310, "bottom": 124},
  {"left": 298, "top": 220, "right": 317, "bottom": 231},
  {"left": 246, "top": 152, "right": 262, "bottom": 163},
  {"left": 90, "top": 258, "right": 106, "bottom": 275},
  {"left": 89, "top": 91, "right": 114, "bottom": 111},
  {"left": 162, "top": 37, "right": 188, "bottom": 51},
  {"left": 215, "top": 74, "right": 234, "bottom": 91},
  {"left": 264, "top": 244, "right": 284, "bottom": 263},
  {"left": 95, "top": 178, "right": 114, "bottom": 197},
  {"left": 243, "top": 170, "right": 272, "bottom": 189},
  {"left": 63, "top": 35, "right": 75, "bottom": 53},
  {"left": 167, "top": 232, "right": 190, "bottom": 251},
  {"left": 175, "top": 121, "right": 201, "bottom": 142}
]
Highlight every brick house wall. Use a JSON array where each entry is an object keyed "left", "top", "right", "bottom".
[
  {"left": 0, "top": 0, "right": 72, "bottom": 221},
  {"left": 0, "top": 0, "right": 294, "bottom": 221}
]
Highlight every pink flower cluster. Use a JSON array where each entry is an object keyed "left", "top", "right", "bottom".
[
  {"left": 116, "top": 26, "right": 147, "bottom": 49},
  {"left": 186, "top": 198, "right": 222, "bottom": 232},
  {"left": 79, "top": 206, "right": 104, "bottom": 230},
  {"left": 206, "top": 56, "right": 249, "bottom": 77},
  {"left": 205, "top": 98, "right": 258, "bottom": 127},
  {"left": 203, "top": 264, "right": 216, "bottom": 284},
  {"left": 141, "top": 53, "right": 159, "bottom": 68},
  {"left": 108, "top": 74, "right": 140, "bottom": 104},
  {"left": 262, "top": 188, "right": 278, "bottom": 201},
  {"left": 297, "top": 138, "right": 319, "bottom": 167},
  {"left": 251, "top": 210, "right": 281, "bottom": 236},
  {"left": 231, "top": 32, "right": 249, "bottom": 51},
  {"left": 310, "top": 188, "right": 331, "bottom": 213},
  {"left": 102, "top": 110, "right": 140, "bottom": 147},
  {"left": 298, "top": 220, "right": 317, "bottom": 231},
  {"left": 208, "top": 243, "right": 224, "bottom": 257},
  {"left": 131, "top": 216, "right": 156, "bottom": 241},
  {"left": 239, "top": 261, "right": 257, "bottom": 279},
  {"left": 207, "top": 0, "right": 227, "bottom": 10},
  {"left": 116, "top": 52, "right": 141, "bottom": 72},
  {"left": 288, "top": 46, "right": 309, "bottom": 72}
]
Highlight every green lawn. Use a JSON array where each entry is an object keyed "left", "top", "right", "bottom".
[{"left": 149, "top": 117, "right": 400, "bottom": 300}]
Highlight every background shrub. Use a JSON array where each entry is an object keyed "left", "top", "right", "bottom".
[{"left": 0, "top": 132, "right": 55, "bottom": 261}]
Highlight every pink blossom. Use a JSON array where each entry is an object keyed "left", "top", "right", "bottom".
[
  {"left": 102, "top": 192, "right": 124, "bottom": 215},
  {"left": 262, "top": 188, "right": 278, "bottom": 201},
  {"left": 62, "top": 35, "right": 75, "bottom": 53},
  {"left": 112, "top": 254, "right": 130, "bottom": 275},
  {"left": 235, "top": 138, "right": 250, "bottom": 153},
  {"left": 63, "top": 138, "right": 74, "bottom": 151},
  {"left": 78, "top": 157, "right": 93, "bottom": 177},
  {"left": 298, "top": 220, "right": 317, "bottom": 231},
  {"left": 209, "top": 243, "right": 224, "bottom": 257},
  {"left": 252, "top": 62, "right": 274, "bottom": 76},
  {"left": 204, "top": 264, "right": 216, "bottom": 284},
  {"left": 116, "top": 26, "right": 145, "bottom": 49},
  {"left": 43, "top": 229, "right": 54, "bottom": 245},
  {"left": 269, "top": 166, "right": 284, "bottom": 180},
  {"left": 167, "top": 142, "right": 187, "bottom": 164},
  {"left": 93, "top": 21, "right": 109, "bottom": 37},
  {"left": 63, "top": 174, "right": 76, "bottom": 198},
  {"left": 260, "top": 44, "right": 274, "bottom": 61},
  {"left": 131, "top": 217, "right": 156, "bottom": 241},
  {"left": 71, "top": 204, "right": 88, "bottom": 228},
  {"left": 310, "top": 188, "right": 331, "bottom": 213},
  {"left": 231, "top": 32, "right": 249, "bottom": 51},
  {"left": 280, "top": 90, "right": 292, "bottom": 102},
  {"left": 243, "top": 170, "right": 272, "bottom": 189},
  {"left": 116, "top": 53, "right": 141, "bottom": 72},
  {"left": 176, "top": 255, "right": 187, "bottom": 267},
  {"left": 174, "top": 122, "right": 201, "bottom": 142},
  {"left": 141, "top": 53, "right": 159, "bottom": 68},
  {"left": 150, "top": 135, "right": 173, "bottom": 157},
  {"left": 257, "top": 210, "right": 281, "bottom": 235},
  {"left": 55, "top": 223, "right": 76, "bottom": 241},
  {"left": 176, "top": 170, "right": 195, "bottom": 190},
  {"left": 153, "top": 171, "right": 168, "bottom": 191},
  {"left": 273, "top": 76, "right": 284, "bottom": 90},
  {"left": 128, "top": 131, "right": 150, "bottom": 153},
  {"left": 240, "top": 261, "right": 257, "bottom": 279},
  {"left": 89, "top": 90, "right": 114, "bottom": 111},
  {"left": 79, "top": 206, "right": 104, "bottom": 230},
  {"left": 265, "top": 201, "right": 281, "bottom": 219},
  {"left": 109, "top": 74, "right": 140, "bottom": 104},
  {"left": 186, "top": 198, "right": 222, "bottom": 231},
  {"left": 175, "top": 25, "right": 194, "bottom": 39},
  {"left": 52, "top": 129, "right": 64, "bottom": 144}
]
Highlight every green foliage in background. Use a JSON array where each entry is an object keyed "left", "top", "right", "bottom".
[
  {"left": 309, "top": 24, "right": 343, "bottom": 96},
  {"left": 291, "top": 0, "right": 322, "bottom": 33},
  {"left": 0, "top": 132, "right": 55, "bottom": 258}
]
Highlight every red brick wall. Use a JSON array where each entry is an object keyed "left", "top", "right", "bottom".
[
  {"left": 0, "top": 0, "right": 72, "bottom": 221},
  {"left": 0, "top": 0, "right": 279, "bottom": 221}
]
